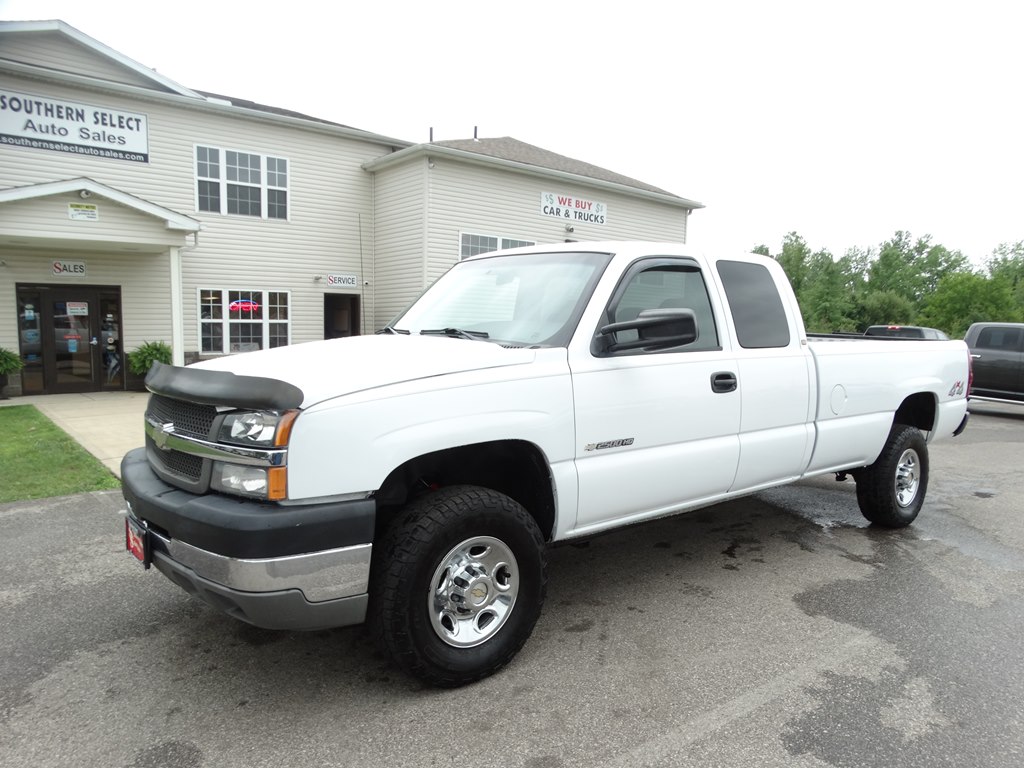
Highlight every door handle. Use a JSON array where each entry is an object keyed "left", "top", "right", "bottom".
[
  {"left": 711, "top": 371, "right": 737, "bottom": 393},
  {"left": 970, "top": 353, "right": 981, "bottom": 359},
  {"left": 90, "top": 336, "right": 99, "bottom": 346}
]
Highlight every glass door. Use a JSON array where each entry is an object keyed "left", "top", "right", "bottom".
[
  {"left": 15, "top": 285, "right": 125, "bottom": 394},
  {"left": 51, "top": 295, "right": 96, "bottom": 393},
  {"left": 16, "top": 289, "right": 44, "bottom": 394},
  {"left": 98, "top": 294, "right": 124, "bottom": 390}
]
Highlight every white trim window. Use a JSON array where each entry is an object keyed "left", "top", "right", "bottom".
[
  {"left": 460, "top": 233, "right": 535, "bottom": 260},
  {"left": 199, "top": 289, "right": 290, "bottom": 354},
  {"left": 196, "top": 145, "right": 289, "bottom": 220}
]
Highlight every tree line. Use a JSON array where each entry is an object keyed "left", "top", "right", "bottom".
[{"left": 753, "top": 232, "right": 1024, "bottom": 338}]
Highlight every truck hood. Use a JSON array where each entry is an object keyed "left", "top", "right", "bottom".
[{"left": 190, "top": 334, "right": 538, "bottom": 407}]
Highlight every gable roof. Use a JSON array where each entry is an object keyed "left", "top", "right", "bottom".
[
  {"left": 0, "top": 177, "right": 202, "bottom": 231},
  {"left": 1, "top": 22, "right": 699, "bottom": 207},
  {"left": 0, "top": 19, "right": 203, "bottom": 99},
  {"left": 364, "top": 137, "right": 704, "bottom": 209},
  {"left": 0, "top": 20, "right": 411, "bottom": 148}
]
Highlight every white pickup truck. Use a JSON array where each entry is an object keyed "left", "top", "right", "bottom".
[{"left": 121, "top": 241, "right": 971, "bottom": 686}]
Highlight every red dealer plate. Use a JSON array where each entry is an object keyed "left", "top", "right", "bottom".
[{"left": 125, "top": 516, "right": 151, "bottom": 568}]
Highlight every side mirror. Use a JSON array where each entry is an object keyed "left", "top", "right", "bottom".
[{"left": 598, "top": 308, "right": 698, "bottom": 353}]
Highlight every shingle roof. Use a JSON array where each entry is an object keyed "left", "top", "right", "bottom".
[
  {"left": 432, "top": 137, "right": 679, "bottom": 198},
  {"left": 196, "top": 91, "right": 356, "bottom": 129},
  {"left": 192, "top": 96, "right": 694, "bottom": 203}
]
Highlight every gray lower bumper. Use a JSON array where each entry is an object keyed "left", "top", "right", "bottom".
[
  {"left": 131, "top": 509, "right": 372, "bottom": 631},
  {"left": 153, "top": 549, "right": 369, "bottom": 631}
]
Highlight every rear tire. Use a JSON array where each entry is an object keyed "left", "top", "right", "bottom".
[
  {"left": 855, "top": 424, "right": 929, "bottom": 528},
  {"left": 371, "top": 485, "right": 547, "bottom": 687}
]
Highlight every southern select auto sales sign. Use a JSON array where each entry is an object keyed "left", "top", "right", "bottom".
[{"left": 0, "top": 88, "right": 149, "bottom": 163}]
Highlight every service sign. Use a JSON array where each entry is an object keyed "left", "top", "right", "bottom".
[
  {"left": 327, "top": 273, "right": 359, "bottom": 288},
  {"left": 540, "top": 192, "right": 608, "bottom": 225},
  {"left": 0, "top": 88, "right": 150, "bottom": 163}
]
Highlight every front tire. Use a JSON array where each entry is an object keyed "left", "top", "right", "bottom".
[
  {"left": 371, "top": 485, "right": 547, "bottom": 687},
  {"left": 855, "top": 424, "right": 929, "bottom": 528}
]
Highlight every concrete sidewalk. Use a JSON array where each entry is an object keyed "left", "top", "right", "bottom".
[{"left": 0, "top": 391, "right": 149, "bottom": 478}]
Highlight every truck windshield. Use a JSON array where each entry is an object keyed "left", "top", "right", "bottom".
[{"left": 393, "top": 251, "right": 613, "bottom": 347}]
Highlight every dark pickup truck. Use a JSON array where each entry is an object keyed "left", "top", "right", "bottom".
[
  {"left": 965, "top": 322, "right": 1024, "bottom": 403},
  {"left": 865, "top": 325, "right": 950, "bottom": 340}
]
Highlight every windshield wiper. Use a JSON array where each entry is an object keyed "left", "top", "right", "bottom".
[
  {"left": 375, "top": 326, "right": 410, "bottom": 335},
  {"left": 420, "top": 328, "right": 490, "bottom": 340}
]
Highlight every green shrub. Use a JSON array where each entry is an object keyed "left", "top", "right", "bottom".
[
  {"left": 126, "top": 340, "right": 172, "bottom": 375},
  {"left": 0, "top": 346, "right": 24, "bottom": 375}
]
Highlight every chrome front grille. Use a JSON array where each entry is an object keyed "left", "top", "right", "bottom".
[
  {"left": 150, "top": 445, "right": 205, "bottom": 482},
  {"left": 148, "top": 395, "right": 217, "bottom": 438},
  {"left": 145, "top": 394, "right": 217, "bottom": 489}
]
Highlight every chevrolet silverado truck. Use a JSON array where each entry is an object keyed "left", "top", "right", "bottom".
[{"left": 121, "top": 241, "right": 971, "bottom": 686}]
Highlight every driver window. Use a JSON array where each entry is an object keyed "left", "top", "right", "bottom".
[{"left": 612, "top": 266, "right": 719, "bottom": 351}]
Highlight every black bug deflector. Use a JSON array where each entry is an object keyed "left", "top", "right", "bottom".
[{"left": 145, "top": 361, "right": 304, "bottom": 411}]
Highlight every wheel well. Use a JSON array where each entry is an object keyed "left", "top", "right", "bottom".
[
  {"left": 894, "top": 392, "right": 937, "bottom": 432},
  {"left": 373, "top": 440, "right": 556, "bottom": 542}
]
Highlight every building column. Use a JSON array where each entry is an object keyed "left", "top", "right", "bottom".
[{"left": 169, "top": 246, "right": 185, "bottom": 366}]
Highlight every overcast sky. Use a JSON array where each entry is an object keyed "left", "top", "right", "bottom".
[{"left": 2, "top": 0, "right": 1022, "bottom": 264}]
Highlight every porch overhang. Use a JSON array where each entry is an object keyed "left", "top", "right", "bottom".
[{"left": 0, "top": 177, "right": 201, "bottom": 253}]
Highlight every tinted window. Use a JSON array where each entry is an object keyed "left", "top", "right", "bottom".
[
  {"left": 977, "top": 326, "right": 1023, "bottom": 351},
  {"left": 610, "top": 264, "right": 718, "bottom": 351},
  {"left": 716, "top": 260, "right": 790, "bottom": 348}
]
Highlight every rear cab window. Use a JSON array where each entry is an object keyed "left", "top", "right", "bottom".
[
  {"left": 715, "top": 260, "right": 791, "bottom": 349},
  {"left": 976, "top": 326, "right": 1023, "bottom": 352}
]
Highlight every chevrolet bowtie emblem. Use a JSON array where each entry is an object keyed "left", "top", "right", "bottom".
[{"left": 153, "top": 422, "right": 175, "bottom": 451}]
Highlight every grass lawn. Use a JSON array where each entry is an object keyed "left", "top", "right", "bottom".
[{"left": 0, "top": 405, "right": 122, "bottom": 502}]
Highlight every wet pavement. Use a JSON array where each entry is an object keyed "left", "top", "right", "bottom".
[{"left": 0, "top": 400, "right": 1022, "bottom": 767}]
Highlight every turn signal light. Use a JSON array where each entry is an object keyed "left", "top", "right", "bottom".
[{"left": 268, "top": 467, "right": 288, "bottom": 501}]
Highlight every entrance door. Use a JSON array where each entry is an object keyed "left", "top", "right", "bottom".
[
  {"left": 324, "top": 294, "right": 361, "bottom": 338},
  {"left": 51, "top": 293, "right": 95, "bottom": 392},
  {"left": 15, "top": 285, "right": 124, "bottom": 395}
]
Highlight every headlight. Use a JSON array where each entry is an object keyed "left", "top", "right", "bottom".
[
  {"left": 212, "top": 410, "right": 297, "bottom": 500},
  {"left": 218, "top": 411, "right": 282, "bottom": 447},
  {"left": 211, "top": 461, "right": 288, "bottom": 500}
]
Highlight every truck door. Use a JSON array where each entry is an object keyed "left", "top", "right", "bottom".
[
  {"left": 568, "top": 258, "right": 741, "bottom": 534},
  {"left": 971, "top": 325, "right": 1024, "bottom": 399},
  {"left": 715, "top": 259, "right": 815, "bottom": 490}
]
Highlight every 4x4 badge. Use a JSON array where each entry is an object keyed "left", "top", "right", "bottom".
[{"left": 948, "top": 381, "right": 965, "bottom": 397}]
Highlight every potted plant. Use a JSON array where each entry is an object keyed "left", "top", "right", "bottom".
[
  {"left": 126, "top": 341, "right": 172, "bottom": 390},
  {"left": 0, "top": 346, "right": 24, "bottom": 400}
]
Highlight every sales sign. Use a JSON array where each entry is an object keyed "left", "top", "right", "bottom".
[
  {"left": 52, "top": 260, "right": 87, "bottom": 277},
  {"left": 0, "top": 88, "right": 150, "bottom": 163}
]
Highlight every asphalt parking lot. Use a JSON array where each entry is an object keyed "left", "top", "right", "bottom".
[{"left": 1, "top": 401, "right": 1022, "bottom": 768}]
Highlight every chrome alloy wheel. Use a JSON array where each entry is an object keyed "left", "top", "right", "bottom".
[
  {"left": 429, "top": 536, "right": 518, "bottom": 648},
  {"left": 894, "top": 448, "right": 921, "bottom": 507}
]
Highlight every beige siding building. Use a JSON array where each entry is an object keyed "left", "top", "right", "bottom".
[{"left": 0, "top": 20, "right": 702, "bottom": 397}]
